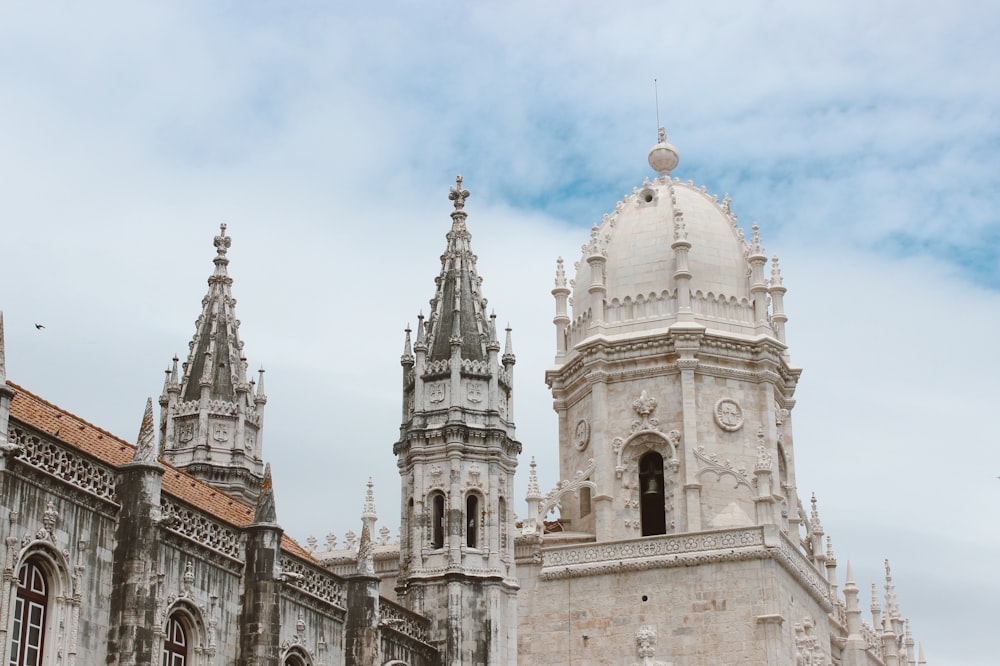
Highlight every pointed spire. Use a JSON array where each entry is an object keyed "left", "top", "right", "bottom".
[
  {"left": 502, "top": 324, "right": 516, "bottom": 366},
  {"left": 357, "top": 521, "right": 375, "bottom": 576},
  {"left": 425, "top": 177, "right": 493, "bottom": 364},
  {"left": 918, "top": 643, "right": 926, "bottom": 664},
  {"left": 133, "top": 398, "right": 157, "bottom": 463},
  {"left": 255, "top": 367, "right": 267, "bottom": 402},
  {"left": 254, "top": 463, "right": 277, "bottom": 523},
  {"left": 414, "top": 311, "right": 427, "bottom": 350},
  {"left": 401, "top": 325, "right": 414, "bottom": 365}
]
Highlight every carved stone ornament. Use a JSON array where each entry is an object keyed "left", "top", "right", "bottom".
[
  {"left": 467, "top": 382, "right": 483, "bottom": 404},
  {"left": 428, "top": 383, "right": 445, "bottom": 404},
  {"left": 177, "top": 422, "right": 195, "bottom": 443},
  {"left": 632, "top": 625, "right": 668, "bottom": 666},
  {"left": 212, "top": 421, "right": 230, "bottom": 442},
  {"left": 631, "top": 390, "right": 660, "bottom": 432},
  {"left": 714, "top": 398, "right": 744, "bottom": 432},
  {"left": 574, "top": 419, "right": 590, "bottom": 451}
]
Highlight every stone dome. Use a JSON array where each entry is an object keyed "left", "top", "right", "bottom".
[{"left": 569, "top": 174, "right": 760, "bottom": 337}]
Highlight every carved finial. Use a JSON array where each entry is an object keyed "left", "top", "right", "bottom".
[
  {"left": 554, "top": 257, "right": 567, "bottom": 288},
  {"left": 871, "top": 583, "right": 881, "bottom": 611},
  {"left": 770, "top": 255, "right": 783, "bottom": 286},
  {"left": 401, "top": 326, "right": 414, "bottom": 365},
  {"left": 825, "top": 535, "right": 835, "bottom": 560},
  {"left": 361, "top": 477, "right": 377, "bottom": 521},
  {"left": 325, "top": 532, "right": 338, "bottom": 551},
  {"left": 673, "top": 211, "right": 687, "bottom": 241},
  {"left": 502, "top": 324, "right": 515, "bottom": 366},
  {"left": 721, "top": 194, "right": 732, "bottom": 215},
  {"left": 809, "top": 492, "right": 823, "bottom": 534},
  {"left": 526, "top": 457, "right": 541, "bottom": 500},
  {"left": 750, "top": 223, "right": 765, "bottom": 256},
  {"left": 755, "top": 444, "right": 773, "bottom": 472},
  {"left": 449, "top": 175, "right": 470, "bottom": 211},
  {"left": 214, "top": 223, "right": 231, "bottom": 256},
  {"left": 133, "top": 397, "right": 157, "bottom": 463}
]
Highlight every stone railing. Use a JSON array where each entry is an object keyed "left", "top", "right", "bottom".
[
  {"left": 9, "top": 426, "right": 117, "bottom": 503},
  {"left": 278, "top": 555, "right": 347, "bottom": 608},
  {"left": 380, "top": 598, "right": 432, "bottom": 644},
  {"left": 161, "top": 498, "right": 243, "bottom": 560}
]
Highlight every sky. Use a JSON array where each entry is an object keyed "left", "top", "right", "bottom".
[{"left": 1, "top": 1, "right": 998, "bottom": 663}]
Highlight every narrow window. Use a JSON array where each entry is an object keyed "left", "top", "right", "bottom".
[
  {"left": 639, "top": 451, "right": 667, "bottom": 536},
  {"left": 9, "top": 558, "right": 48, "bottom": 666},
  {"left": 466, "top": 494, "right": 479, "bottom": 548},
  {"left": 431, "top": 493, "right": 445, "bottom": 549},
  {"left": 162, "top": 615, "right": 188, "bottom": 666},
  {"left": 580, "top": 485, "right": 592, "bottom": 518}
]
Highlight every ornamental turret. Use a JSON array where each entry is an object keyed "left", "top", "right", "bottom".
[
  {"left": 393, "top": 177, "right": 520, "bottom": 665},
  {"left": 159, "top": 225, "right": 265, "bottom": 503}
]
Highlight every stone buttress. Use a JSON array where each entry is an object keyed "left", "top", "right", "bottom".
[
  {"left": 393, "top": 177, "right": 521, "bottom": 666},
  {"left": 239, "top": 464, "right": 282, "bottom": 666},
  {"left": 158, "top": 225, "right": 267, "bottom": 504}
]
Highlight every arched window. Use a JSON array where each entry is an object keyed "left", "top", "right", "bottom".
[
  {"left": 639, "top": 451, "right": 666, "bottom": 536},
  {"left": 162, "top": 614, "right": 189, "bottom": 666},
  {"left": 430, "top": 492, "right": 445, "bottom": 549},
  {"left": 283, "top": 653, "right": 308, "bottom": 666},
  {"left": 466, "top": 494, "right": 479, "bottom": 548},
  {"left": 10, "top": 557, "right": 49, "bottom": 666}
]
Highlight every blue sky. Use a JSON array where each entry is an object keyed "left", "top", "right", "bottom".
[{"left": 2, "top": 2, "right": 999, "bottom": 663}]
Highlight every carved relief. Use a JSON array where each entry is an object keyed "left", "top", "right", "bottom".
[
  {"left": 466, "top": 382, "right": 483, "bottom": 404},
  {"left": 631, "top": 390, "right": 660, "bottom": 432},
  {"left": 177, "top": 422, "right": 195, "bottom": 444},
  {"left": 466, "top": 464, "right": 483, "bottom": 489},
  {"left": 694, "top": 446, "right": 753, "bottom": 490},
  {"left": 428, "top": 464, "right": 444, "bottom": 489},
  {"left": 614, "top": 430, "right": 681, "bottom": 478},
  {"left": 211, "top": 421, "right": 230, "bottom": 442},
  {"left": 574, "top": 419, "right": 590, "bottom": 451},
  {"left": 714, "top": 398, "right": 744, "bottom": 432},
  {"left": 427, "top": 383, "right": 446, "bottom": 405},
  {"left": 794, "top": 616, "right": 830, "bottom": 665},
  {"left": 632, "top": 624, "right": 668, "bottom": 666}
]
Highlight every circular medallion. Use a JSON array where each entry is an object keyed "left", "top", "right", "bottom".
[
  {"left": 574, "top": 419, "right": 591, "bottom": 451},
  {"left": 714, "top": 398, "right": 744, "bottom": 432}
]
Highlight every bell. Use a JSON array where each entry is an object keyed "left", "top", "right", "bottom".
[{"left": 643, "top": 476, "right": 660, "bottom": 496}]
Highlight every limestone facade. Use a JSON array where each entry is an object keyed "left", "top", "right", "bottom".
[{"left": 0, "top": 131, "right": 926, "bottom": 665}]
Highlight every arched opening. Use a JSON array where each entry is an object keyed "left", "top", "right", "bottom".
[
  {"left": 430, "top": 492, "right": 445, "bottom": 549},
  {"left": 162, "top": 613, "right": 189, "bottom": 666},
  {"left": 639, "top": 451, "right": 666, "bottom": 536},
  {"left": 466, "top": 494, "right": 479, "bottom": 548},
  {"left": 10, "top": 557, "right": 49, "bottom": 666},
  {"left": 283, "top": 648, "right": 311, "bottom": 666}
]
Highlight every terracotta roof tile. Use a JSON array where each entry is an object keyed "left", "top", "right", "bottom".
[{"left": 6, "top": 380, "right": 313, "bottom": 562}]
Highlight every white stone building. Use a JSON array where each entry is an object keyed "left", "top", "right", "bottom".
[{"left": 0, "top": 130, "right": 926, "bottom": 665}]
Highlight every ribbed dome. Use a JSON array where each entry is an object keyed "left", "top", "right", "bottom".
[{"left": 570, "top": 176, "right": 758, "bottom": 336}]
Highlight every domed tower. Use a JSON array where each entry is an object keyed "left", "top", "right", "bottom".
[
  {"left": 546, "top": 130, "right": 801, "bottom": 542},
  {"left": 394, "top": 177, "right": 521, "bottom": 665},
  {"left": 158, "top": 225, "right": 267, "bottom": 504}
]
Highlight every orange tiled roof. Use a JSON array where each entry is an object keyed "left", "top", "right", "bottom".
[{"left": 6, "top": 380, "right": 312, "bottom": 562}]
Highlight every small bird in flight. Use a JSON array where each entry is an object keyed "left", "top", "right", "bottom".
[{"left": 34, "top": 323, "right": 44, "bottom": 330}]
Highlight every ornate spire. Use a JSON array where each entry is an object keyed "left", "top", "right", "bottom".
[
  {"left": 133, "top": 398, "right": 157, "bottom": 463},
  {"left": 810, "top": 493, "right": 823, "bottom": 535},
  {"left": 401, "top": 326, "right": 414, "bottom": 365},
  {"left": 254, "top": 463, "right": 276, "bottom": 523},
  {"left": 502, "top": 324, "right": 515, "bottom": 366},
  {"left": 424, "top": 177, "right": 492, "bottom": 364},
  {"left": 160, "top": 226, "right": 265, "bottom": 503}
]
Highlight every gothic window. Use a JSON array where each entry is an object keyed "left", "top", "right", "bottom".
[
  {"left": 466, "top": 494, "right": 480, "bottom": 548},
  {"left": 283, "top": 652, "right": 309, "bottom": 666},
  {"left": 430, "top": 492, "right": 445, "bottom": 549},
  {"left": 580, "top": 485, "right": 592, "bottom": 518},
  {"left": 639, "top": 451, "right": 666, "bottom": 536},
  {"left": 9, "top": 558, "right": 48, "bottom": 666},
  {"left": 162, "top": 614, "right": 188, "bottom": 666}
]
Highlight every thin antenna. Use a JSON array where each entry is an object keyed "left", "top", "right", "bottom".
[{"left": 654, "top": 78, "right": 661, "bottom": 131}]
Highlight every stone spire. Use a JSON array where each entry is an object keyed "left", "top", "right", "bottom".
[
  {"left": 159, "top": 225, "right": 265, "bottom": 503},
  {"left": 132, "top": 398, "right": 158, "bottom": 464},
  {"left": 424, "top": 176, "right": 492, "bottom": 364},
  {"left": 394, "top": 177, "right": 521, "bottom": 665},
  {"left": 253, "top": 463, "right": 276, "bottom": 524}
]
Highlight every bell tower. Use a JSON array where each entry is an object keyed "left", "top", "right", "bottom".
[
  {"left": 394, "top": 177, "right": 520, "bottom": 665},
  {"left": 159, "top": 225, "right": 267, "bottom": 504}
]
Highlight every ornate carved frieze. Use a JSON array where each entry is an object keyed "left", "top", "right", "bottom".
[
  {"left": 278, "top": 555, "right": 347, "bottom": 608},
  {"left": 9, "top": 426, "right": 116, "bottom": 502},
  {"left": 540, "top": 527, "right": 766, "bottom": 580}
]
